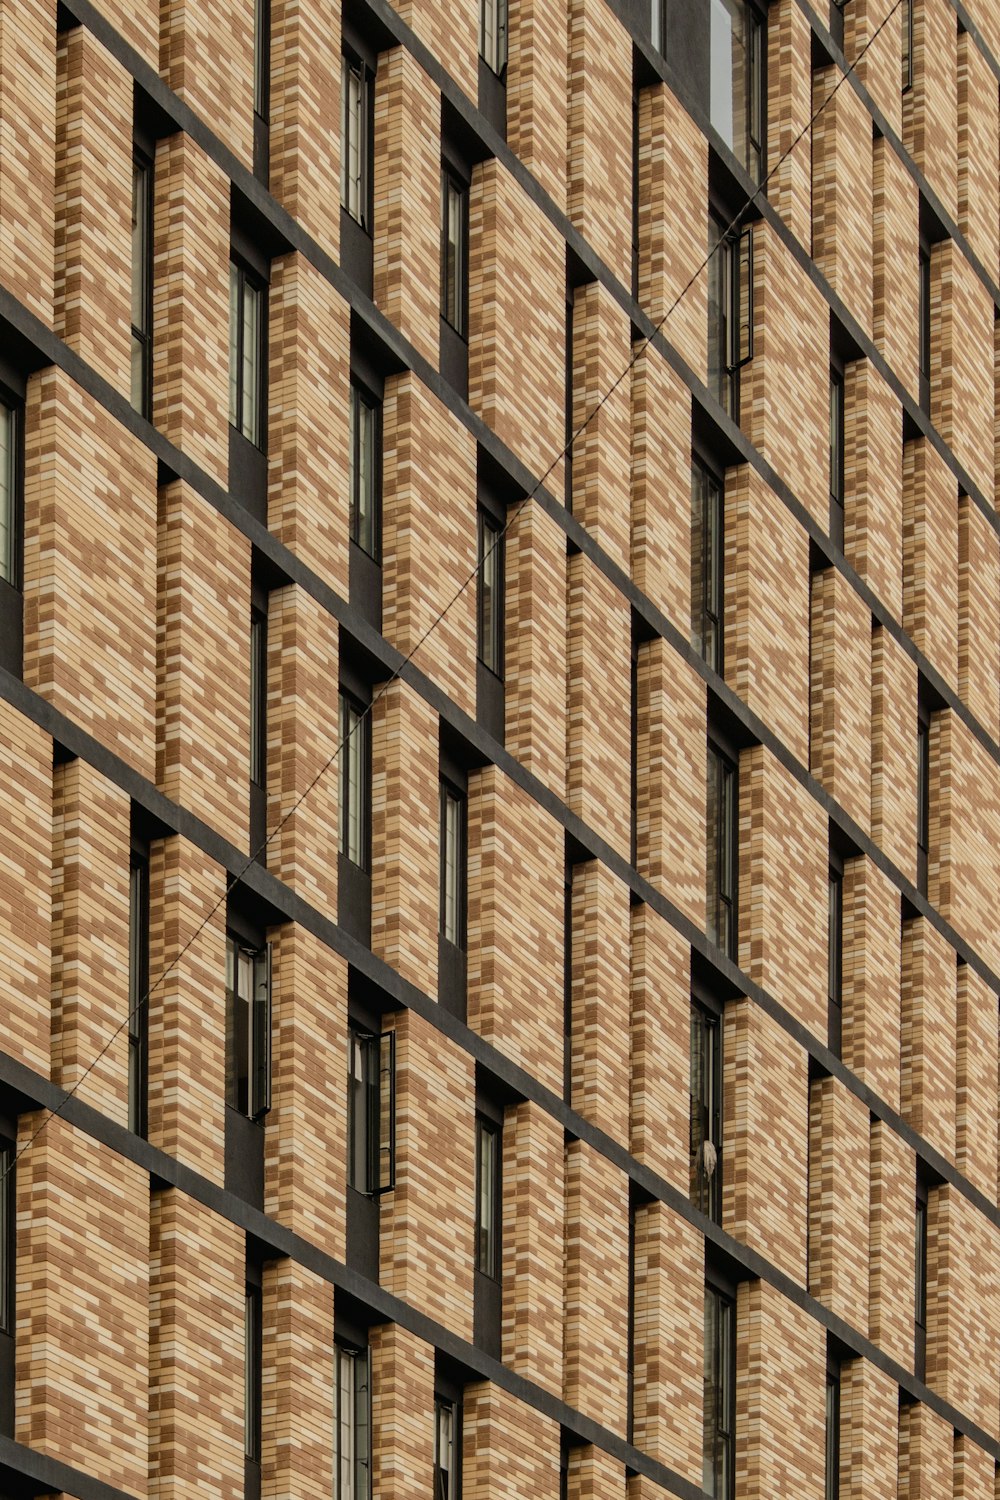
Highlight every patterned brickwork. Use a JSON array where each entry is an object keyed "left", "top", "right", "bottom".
[
  {"left": 736, "top": 1279, "right": 825, "bottom": 1500},
  {"left": 870, "top": 623, "right": 918, "bottom": 885},
  {"left": 566, "top": 0, "right": 631, "bottom": 285},
  {"left": 873, "top": 134, "right": 920, "bottom": 400},
  {"left": 955, "top": 962, "right": 998, "bottom": 1205},
  {"left": 957, "top": 495, "right": 1000, "bottom": 743},
  {"left": 0, "top": 698, "right": 54, "bottom": 1078},
  {"left": 370, "top": 1322, "right": 435, "bottom": 1497},
  {"left": 765, "top": 0, "right": 812, "bottom": 246},
  {"left": 629, "top": 904, "right": 690, "bottom": 1197},
  {"left": 382, "top": 371, "right": 478, "bottom": 717},
  {"left": 902, "top": 436, "right": 959, "bottom": 692},
  {"left": 843, "top": 854, "right": 903, "bottom": 1111},
  {"left": 502, "top": 1100, "right": 564, "bottom": 1399},
  {"left": 570, "top": 280, "right": 631, "bottom": 570},
  {"left": 811, "top": 64, "right": 874, "bottom": 339},
  {"left": 505, "top": 0, "right": 569, "bottom": 211},
  {"left": 504, "top": 499, "right": 568, "bottom": 797},
  {"left": 269, "top": 0, "right": 341, "bottom": 252},
  {"left": 373, "top": 48, "right": 440, "bottom": 367},
  {"left": 902, "top": 0, "right": 957, "bottom": 221},
  {"left": 932, "top": 240, "right": 996, "bottom": 502},
  {"left": 868, "top": 1117, "right": 915, "bottom": 1368},
  {"left": 567, "top": 1447, "right": 626, "bottom": 1500},
  {"left": 631, "top": 1201, "right": 702, "bottom": 1488},
  {"left": 927, "top": 1185, "right": 1000, "bottom": 1439},
  {"left": 839, "top": 1358, "right": 899, "bottom": 1498},
  {"left": 380, "top": 1008, "right": 475, "bottom": 1340},
  {"left": 844, "top": 358, "right": 904, "bottom": 621},
  {"left": 16, "top": 1119, "right": 149, "bottom": 1492},
  {"left": 267, "top": 251, "right": 351, "bottom": 598},
  {"left": 54, "top": 26, "right": 132, "bottom": 394},
  {"left": 159, "top": 0, "right": 255, "bottom": 168},
  {"left": 0, "top": 0, "right": 56, "bottom": 323},
  {"left": 23, "top": 367, "right": 158, "bottom": 780},
  {"left": 463, "top": 1380, "right": 560, "bottom": 1500},
  {"left": 953, "top": 1434, "right": 996, "bottom": 1499},
  {"left": 844, "top": 0, "right": 902, "bottom": 136},
  {"left": 630, "top": 348, "right": 690, "bottom": 634},
  {"left": 932, "top": 711, "right": 1000, "bottom": 977},
  {"left": 261, "top": 1259, "right": 335, "bottom": 1497},
  {"left": 467, "top": 765, "right": 564, "bottom": 1095},
  {"left": 808, "top": 1076, "right": 870, "bottom": 1331},
  {"left": 563, "top": 1141, "right": 629, "bottom": 1435},
  {"left": 391, "top": 0, "right": 476, "bottom": 101},
  {"left": 86, "top": 0, "right": 158, "bottom": 65},
  {"left": 956, "top": 30, "right": 999, "bottom": 280},
  {"left": 897, "top": 1400, "right": 953, "bottom": 1498},
  {"left": 566, "top": 552, "right": 631, "bottom": 860},
  {"left": 900, "top": 916, "right": 957, "bottom": 1163},
  {"left": 810, "top": 566, "right": 873, "bottom": 834},
  {"left": 50, "top": 759, "right": 130, "bottom": 1125},
  {"left": 569, "top": 859, "right": 630, "bottom": 1145}
]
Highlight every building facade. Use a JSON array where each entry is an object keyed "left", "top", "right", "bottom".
[{"left": 0, "top": 0, "right": 999, "bottom": 1496}]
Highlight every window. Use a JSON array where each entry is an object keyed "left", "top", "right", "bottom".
[
  {"left": 349, "top": 382, "right": 380, "bottom": 560},
  {"left": 690, "top": 1002, "right": 723, "bottom": 1223},
  {"left": 441, "top": 171, "right": 469, "bottom": 339},
  {"left": 709, "top": 0, "right": 765, "bottom": 182},
  {"left": 707, "top": 211, "right": 753, "bottom": 421},
  {"left": 475, "top": 1116, "right": 500, "bottom": 1279},
  {"left": 229, "top": 260, "right": 266, "bottom": 448},
  {"left": 128, "top": 851, "right": 149, "bottom": 1137},
  {"left": 477, "top": 511, "right": 503, "bottom": 677},
  {"left": 0, "top": 1141, "right": 12, "bottom": 1336},
  {"left": 440, "top": 781, "right": 466, "bottom": 950},
  {"left": 130, "top": 154, "right": 153, "bottom": 418},
  {"left": 703, "top": 1283, "right": 735, "bottom": 1499},
  {"left": 479, "top": 0, "right": 507, "bottom": 74},
  {"left": 339, "top": 693, "right": 370, "bottom": 870},
  {"left": 250, "top": 605, "right": 267, "bottom": 794},
  {"left": 0, "top": 400, "right": 19, "bottom": 588},
  {"left": 434, "top": 1396, "right": 458, "bottom": 1500},
  {"left": 254, "top": 0, "right": 269, "bottom": 123},
  {"left": 341, "top": 53, "right": 373, "bottom": 230},
  {"left": 651, "top": 0, "right": 666, "bottom": 52},
  {"left": 244, "top": 1280, "right": 262, "bottom": 1462},
  {"left": 706, "top": 741, "right": 737, "bottom": 960},
  {"left": 829, "top": 367, "right": 844, "bottom": 548},
  {"left": 825, "top": 1356, "right": 840, "bottom": 1500},
  {"left": 347, "top": 1028, "right": 394, "bottom": 1195},
  {"left": 914, "top": 1176, "right": 928, "bottom": 1379},
  {"left": 335, "top": 1342, "right": 371, "bottom": 1500},
  {"left": 916, "top": 698, "right": 930, "bottom": 896},
  {"left": 225, "top": 936, "right": 271, "bottom": 1120},
  {"left": 918, "top": 239, "right": 931, "bottom": 413},
  {"left": 691, "top": 459, "right": 724, "bottom": 673},
  {"left": 901, "top": 0, "right": 913, "bottom": 92},
  {"left": 828, "top": 861, "right": 843, "bottom": 1055}
]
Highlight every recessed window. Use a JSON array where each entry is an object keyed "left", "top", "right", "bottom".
[
  {"left": 128, "top": 850, "right": 149, "bottom": 1137},
  {"left": 244, "top": 1280, "right": 262, "bottom": 1462},
  {"left": 706, "top": 740, "right": 737, "bottom": 960},
  {"left": 479, "top": 0, "right": 507, "bottom": 74},
  {"left": 0, "top": 400, "right": 20, "bottom": 589},
  {"left": 709, "top": 0, "right": 765, "bottom": 181},
  {"left": 254, "top": 0, "right": 270, "bottom": 123},
  {"left": 918, "top": 239, "right": 931, "bottom": 413},
  {"left": 349, "top": 382, "right": 380, "bottom": 561},
  {"left": 440, "top": 781, "right": 467, "bottom": 950},
  {"left": 441, "top": 171, "right": 469, "bottom": 339},
  {"left": 347, "top": 1027, "right": 395, "bottom": 1195},
  {"left": 335, "top": 1341, "right": 371, "bottom": 1500},
  {"left": 250, "top": 604, "right": 267, "bottom": 793},
  {"left": 341, "top": 53, "right": 373, "bottom": 231},
  {"left": 690, "top": 1001, "right": 723, "bottom": 1222},
  {"left": 475, "top": 1116, "right": 500, "bottom": 1279},
  {"left": 829, "top": 367, "right": 844, "bottom": 548},
  {"left": 229, "top": 260, "right": 266, "bottom": 448},
  {"left": 339, "top": 692, "right": 370, "bottom": 871},
  {"left": 130, "top": 154, "right": 153, "bottom": 418},
  {"left": 824, "top": 1355, "right": 840, "bottom": 1500},
  {"left": 827, "top": 861, "right": 843, "bottom": 1055},
  {"left": 916, "top": 698, "right": 930, "bottom": 896},
  {"left": 651, "top": 0, "right": 666, "bottom": 52},
  {"left": 703, "top": 1282, "right": 735, "bottom": 1499},
  {"left": 0, "top": 1140, "right": 13, "bottom": 1336},
  {"left": 434, "top": 1396, "right": 458, "bottom": 1500},
  {"left": 477, "top": 511, "right": 504, "bottom": 678},
  {"left": 707, "top": 211, "right": 753, "bottom": 422},
  {"left": 914, "top": 1175, "right": 928, "bottom": 1379},
  {"left": 901, "top": 0, "right": 913, "bottom": 92},
  {"left": 691, "top": 458, "right": 724, "bottom": 673},
  {"left": 225, "top": 936, "right": 272, "bottom": 1120}
]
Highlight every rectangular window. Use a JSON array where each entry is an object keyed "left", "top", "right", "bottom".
[
  {"left": 349, "top": 382, "right": 380, "bottom": 560},
  {"left": 347, "top": 1028, "right": 395, "bottom": 1195},
  {"left": 440, "top": 782, "right": 466, "bottom": 949},
  {"left": 441, "top": 172, "right": 469, "bottom": 338},
  {"left": 651, "top": 0, "right": 666, "bottom": 52},
  {"left": 690, "top": 1002, "right": 723, "bottom": 1223},
  {"left": 475, "top": 1116, "right": 500, "bottom": 1279},
  {"left": 828, "top": 863, "right": 842, "bottom": 1055},
  {"left": 335, "top": 1342, "right": 371, "bottom": 1500},
  {"left": 434, "top": 1396, "right": 458, "bottom": 1500},
  {"left": 703, "top": 1284, "right": 735, "bottom": 1499},
  {"left": 916, "top": 699, "right": 930, "bottom": 895},
  {"left": 0, "top": 402, "right": 13, "bottom": 587},
  {"left": 479, "top": 0, "right": 507, "bottom": 74},
  {"left": 250, "top": 605, "right": 267, "bottom": 790},
  {"left": 339, "top": 693, "right": 369, "bottom": 870},
  {"left": 254, "top": 0, "right": 270, "bottom": 121},
  {"left": 477, "top": 511, "right": 504, "bottom": 677},
  {"left": 341, "top": 54, "right": 373, "bottom": 230},
  {"left": 901, "top": 0, "right": 913, "bottom": 91},
  {"left": 918, "top": 241, "right": 931, "bottom": 412},
  {"left": 709, "top": 0, "right": 765, "bottom": 182},
  {"left": 707, "top": 213, "right": 753, "bottom": 421},
  {"left": 0, "top": 1141, "right": 12, "bottom": 1335},
  {"left": 229, "top": 261, "right": 266, "bottom": 448},
  {"left": 691, "top": 459, "right": 724, "bottom": 673},
  {"left": 130, "top": 154, "right": 153, "bottom": 418},
  {"left": 824, "top": 1359, "right": 840, "bottom": 1500},
  {"left": 706, "top": 742, "right": 737, "bottom": 960},
  {"left": 829, "top": 368, "right": 844, "bottom": 548},
  {"left": 128, "top": 853, "right": 149, "bottom": 1137},
  {"left": 914, "top": 1178, "right": 928, "bottom": 1378},
  {"left": 225, "top": 936, "right": 271, "bottom": 1119},
  {"left": 244, "top": 1281, "right": 262, "bottom": 1462}
]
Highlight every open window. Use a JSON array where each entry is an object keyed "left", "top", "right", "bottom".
[{"left": 707, "top": 207, "right": 753, "bottom": 422}]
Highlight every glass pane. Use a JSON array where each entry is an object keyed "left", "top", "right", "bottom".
[
  {"left": 0, "top": 1144, "right": 11, "bottom": 1333},
  {"left": 348, "top": 1033, "right": 371, "bottom": 1191},
  {"left": 342, "top": 62, "right": 362, "bottom": 220},
  {"left": 0, "top": 405, "right": 13, "bottom": 584},
  {"left": 703, "top": 1288, "right": 719, "bottom": 1494},
  {"left": 476, "top": 1119, "right": 497, "bottom": 1275},
  {"left": 706, "top": 748, "right": 720, "bottom": 947},
  {"left": 434, "top": 1400, "right": 454, "bottom": 1500},
  {"left": 478, "top": 513, "right": 502, "bottom": 674},
  {"left": 709, "top": 0, "right": 736, "bottom": 148},
  {"left": 128, "top": 861, "right": 147, "bottom": 1132},
  {"left": 250, "top": 614, "right": 266, "bottom": 786},
  {"left": 443, "top": 179, "right": 464, "bottom": 331},
  {"left": 254, "top": 0, "right": 267, "bottom": 117},
  {"left": 251, "top": 947, "right": 270, "bottom": 1117},
  {"left": 707, "top": 218, "right": 731, "bottom": 412},
  {"left": 228, "top": 263, "right": 240, "bottom": 429},
  {"left": 241, "top": 279, "right": 260, "bottom": 445},
  {"left": 130, "top": 161, "right": 147, "bottom": 330},
  {"left": 244, "top": 1289, "right": 258, "bottom": 1458},
  {"left": 378, "top": 1031, "right": 394, "bottom": 1191},
  {"left": 481, "top": 0, "right": 497, "bottom": 68},
  {"left": 337, "top": 1347, "right": 356, "bottom": 1499},
  {"left": 354, "top": 1348, "right": 370, "bottom": 1499},
  {"left": 442, "top": 787, "right": 463, "bottom": 945}
]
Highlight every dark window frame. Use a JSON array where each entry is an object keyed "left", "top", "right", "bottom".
[
  {"left": 479, "top": 0, "right": 508, "bottom": 75},
  {"left": 0, "top": 1138, "right": 13, "bottom": 1336},
  {"left": 706, "top": 736, "right": 738, "bottom": 961},
  {"left": 244, "top": 1272, "right": 263, "bottom": 1463},
  {"left": 225, "top": 928, "right": 272, "bottom": 1121},
  {"left": 916, "top": 692, "right": 931, "bottom": 896},
  {"left": 229, "top": 256, "right": 268, "bottom": 451},
  {"left": 249, "top": 594, "right": 268, "bottom": 793},
  {"left": 335, "top": 1337, "right": 372, "bottom": 1500},
  {"left": 433, "top": 1391, "right": 461, "bottom": 1500},
  {"left": 474, "top": 1113, "right": 501, "bottom": 1280},
  {"left": 829, "top": 362, "right": 845, "bottom": 549},
  {"left": 130, "top": 150, "right": 154, "bottom": 420},
  {"left": 707, "top": 205, "right": 753, "bottom": 423},
  {"left": 691, "top": 453, "right": 725, "bottom": 674},
  {"left": 690, "top": 992, "right": 724, "bottom": 1223},
  {"left": 914, "top": 1171, "right": 928, "bottom": 1380},
  {"left": 441, "top": 167, "right": 470, "bottom": 340},
  {"left": 349, "top": 378, "right": 381, "bottom": 562},
  {"left": 341, "top": 49, "right": 375, "bottom": 233},
  {"left": 0, "top": 390, "right": 23, "bottom": 592},
  {"left": 825, "top": 1349, "right": 841, "bottom": 1500},
  {"left": 827, "top": 846, "right": 843, "bottom": 1056},
  {"left": 703, "top": 1275, "right": 736, "bottom": 1500},
  {"left": 339, "top": 688, "right": 371, "bottom": 872},
  {"left": 477, "top": 509, "right": 504, "bottom": 679},
  {"left": 347, "top": 1025, "right": 395, "bottom": 1196},
  {"left": 128, "top": 839, "right": 150, "bottom": 1138},
  {"left": 709, "top": 0, "right": 766, "bottom": 182},
  {"left": 440, "top": 778, "right": 467, "bottom": 951},
  {"left": 901, "top": 0, "right": 914, "bottom": 92},
  {"left": 254, "top": 0, "right": 270, "bottom": 124},
  {"left": 918, "top": 233, "right": 931, "bottom": 414}
]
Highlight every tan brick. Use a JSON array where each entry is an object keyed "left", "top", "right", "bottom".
[
  {"left": 810, "top": 567, "right": 873, "bottom": 834},
  {"left": 808, "top": 1077, "right": 870, "bottom": 1331},
  {"left": 843, "top": 854, "right": 903, "bottom": 1112},
  {"left": 957, "top": 30, "right": 999, "bottom": 279},
  {"left": 955, "top": 962, "right": 998, "bottom": 1205},
  {"left": 567, "top": 0, "right": 631, "bottom": 284},
  {"left": 159, "top": 0, "right": 255, "bottom": 167},
  {"left": 566, "top": 554, "right": 631, "bottom": 860},
  {"left": 504, "top": 499, "right": 568, "bottom": 798},
  {"left": 840, "top": 1358, "right": 899, "bottom": 1498},
  {"left": 0, "top": 0, "right": 56, "bottom": 323},
  {"left": 844, "top": 359, "right": 905, "bottom": 621},
  {"left": 811, "top": 64, "right": 874, "bottom": 339},
  {"left": 569, "top": 860, "right": 630, "bottom": 1145},
  {"left": 567, "top": 1446, "right": 627, "bottom": 1500},
  {"left": 869, "top": 1117, "right": 914, "bottom": 1367},
  {"left": 630, "top": 349, "right": 691, "bottom": 637},
  {"left": 392, "top": 0, "right": 477, "bottom": 99},
  {"left": 932, "top": 709, "right": 1000, "bottom": 977},
  {"left": 262, "top": 1259, "right": 335, "bottom": 1497},
  {"left": 570, "top": 280, "right": 632, "bottom": 570},
  {"left": 736, "top": 1279, "right": 825, "bottom": 1500},
  {"left": 503, "top": 1101, "right": 564, "bottom": 1399},
  {"left": 0, "top": 699, "right": 54, "bottom": 1077},
  {"left": 927, "top": 1186, "right": 1000, "bottom": 1439},
  {"left": 269, "top": 0, "right": 341, "bottom": 251},
  {"left": 463, "top": 1381, "right": 560, "bottom": 1500},
  {"left": 932, "top": 241, "right": 996, "bottom": 502},
  {"left": 953, "top": 1433, "right": 996, "bottom": 1499},
  {"left": 635, "top": 639, "right": 706, "bottom": 931},
  {"left": 765, "top": 0, "right": 812, "bottom": 246},
  {"left": 871, "top": 623, "right": 918, "bottom": 885},
  {"left": 901, "top": 917, "right": 957, "bottom": 1163},
  {"left": 898, "top": 1400, "right": 953, "bottom": 1497},
  {"left": 563, "top": 1142, "right": 629, "bottom": 1435},
  {"left": 845, "top": 0, "right": 902, "bottom": 136},
  {"left": 957, "top": 495, "right": 1000, "bottom": 743},
  {"left": 902, "top": 0, "right": 957, "bottom": 221},
  {"left": 873, "top": 135, "right": 920, "bottom": 399},
  {"left": 506, "top": 0, "right": 569, "bottom": 212},
  {"left": 903, "top": 436, "right": 959, "bottom": 692},
  {"left": 631, "top": 1201, "right": 702, "bottom": 1488},
  {"left": 370, "top": 1322, "right": 435, "bottom": 1498}
]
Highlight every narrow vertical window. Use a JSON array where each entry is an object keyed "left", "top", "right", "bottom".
[
  {"left": 703, "top": 1284, "right": 735, "bottom": 1499},
  {"left": 706, "top": 742, "right": 737, "bottom": 960},
  {"left": 825, "top": 1358, "right": 841, "bottom": 1500},
  {"left": 651, "top": 0, "right": 666, "bottom": 52},
  {"left": 434, "top": 1397, "right": 457, "bottom": 1500},
  {"left": 441, "top": 173, "right": 469, "bottom": 338},
  {"left": 918, "top": 241, "right": 931, "bottom": 412},
  {"left": 347, "top": 1028, "right": 395, "bottom": 1195},
  {"left": 475, "top": 1116, "right": 500, "bottom": 1278},
  {"left": 128, "top": 852, "right": 149, "bottom": 1137},
  {"left": 339, "top": 693, "right": 369, "bottom": 870},
  {"left": 829, "top": 368, "right": 844, "bottom": 548},
  {"left": 691, "top": 460, "right": 724, "bottom": 673},
  {"left": 828, "top": 863, "right": 843, "bottom": 1056},
  {"left": 914, "top": 1179, "right": 928, "bottom": 1379},
  {"left": 250, "top": 606, "right": 267, "bottom": 792},
  {"left": 916, "top": 700, "right": 930, "bottom": 896},
  {"left": 130, "top": 156, "right": 153, "bottom": 418},
  {"left": 0, "top": 402, "right": 13, "bottom": 587},
  {"left": 349, "top": 383, "right": 380, "bottom": 560},
  {"left": 477, "top": 511, "right": 503, "bottom": 677},
  {"left": 244, "top": 1281, "right": 262, "bottom": 1462},
  {"left": 690, "top": 1002, "right": 723, "bottom": 1222},
  {"left": 253, "top": 0, "right": 270, "bottom": 123},
  {"left": 709, "top": 0, "right": 766, "bottom": 182},
  {"left": 479, "top": 0, "right": 507, "bottom": 73},
  {"left": 0, "top": 1141, "right": 12, "bottom": 1336},
  {"left": 901, "top": 0, "right": 913, "bottom": 91},
  {"left": 440, "top": 782, "right": 466, "bottom": 950},
  {"left": 707, "top": 213, "right": 752, "bottom": 421},
  {"left": 341, "top": 55, "right": 372, "bottom": 230},
  {"left": 229, "top": 261, "right": 266, "bottom": 448},
  {"left": 226, "top": 936, "right": 272, "bottom": 1120},
  {"left": 335, "top": 1342, "right": 371, "bottom": 1500}
]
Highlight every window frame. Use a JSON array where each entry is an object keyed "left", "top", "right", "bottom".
[
  {"left": 440, "top": 779, "right": 467, "bottom": 950},
  {"left": 433, "top": 1393, "right": 460, "bottom": 1500},
  {"left": 914, "top": 1173, "right": 928, "bottom": 1379},
  {"left": 341, "top": 50, "right": 374, "bottom": 233},
  {"left": 706, "top": 738, "right": 738, "bottom": 961},
  {"left": 829, "top": 364, "right": 845, "bottom": 549},
  {"left": 130, "top": 150, "right": 154, "bottom": 420},
  {"left": 916, "top": 695, "right": 930, "bottom": 896},
  {"left": 250, "top": 600, "right": 267, "bottom": 792},
  {"left": 474, "top": 1114, "right": 501, "bottom": 1280},
  {"left": 128, "top": 845, "right": 150, "bottom": 1137},
  {"left": 349, "top": 379, "right": 381, "bottom": 562},
  {"left": 703, "top": 1279, "right": 736, "bottom": 1500},
  {"left": 918, "top": 235, "right": 931, "bottom": 413},
  {"left": 476, "top": 509, "right": 504, "bottom": 679},
  {"left": 0, "top": 1139, "right": 13, "bottom": 1336},
  {"left": 228, "top": 258, "right": 267, "bottom": 450},
  {"left": 824, "top": 1352, "right": 841, "bottom": 1500},
  {"left": 650, "top": 0, "right": 667, "bottom": 53},
  {"left": 254, "top": 0, "right": 270, "bottom": 124},
  {"left": 244, "top": 1276, "right": 263, "bottom": 1463},
  {"left": 707, "top": 208, "right": 753, "bottom": 422},
  {"left": 709, "top": 0, "right": 766, "bottom": 183},
  {"left": 901, "top": 0, "right": 914, "bottom": 92},
  {"left": 691, "top": 455, "right": 725, "bottom": 674},
  {"left": 335, "top": 1339, "right": 372, "bottom": 1500},
  {"left": 339, "top": 690, "right": 371, "bottom": 872},
  {"left": 441, "top": 168, "right": 470, "bottom": 340},
  {"left": 0, "top": 395, "right": 22, "bottom": 591},
  {"left": 347, "top": 1026, "right": 395, "bottom": 1196},
  {"left": 479, "top": 0, "right": 508, "bottom": 75},
  {"left": 690, "top": 997, "right": 724, "bottom": 1223},
  {"left": 225, "top": 933, "right": 272, "bottom": 1121},
  {"left": 827, "top": 854, "right": 843, "bottom": 1057}
]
